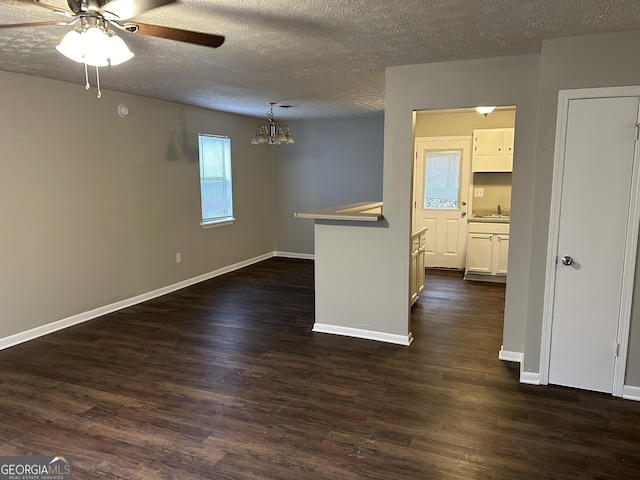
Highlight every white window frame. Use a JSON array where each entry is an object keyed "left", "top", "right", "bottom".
[{"left": 198, "top": 134, "right": 235, "bottom": 228}]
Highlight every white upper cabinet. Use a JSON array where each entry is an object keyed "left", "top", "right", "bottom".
[{"left": 472, "top": 128, "right": 514, "bottom": 172}]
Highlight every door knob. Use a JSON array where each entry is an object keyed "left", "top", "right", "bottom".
[
  {"left": 561, "top": 255, "right": 573, "bottom": 266},
  {"left": 461, "top": 211, "right": 467, "bottom": 217}
]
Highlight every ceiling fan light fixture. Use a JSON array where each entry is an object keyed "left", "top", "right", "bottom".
[{"left": 56, "top": 25, "right": 133, "bottom": 67}]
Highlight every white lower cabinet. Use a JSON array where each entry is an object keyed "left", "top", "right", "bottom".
[
  {"left": 410, "top": 227, "right": 427, "bottom": 305},
  {"left": 465, "top": 223, "right": 509, "bottom": 277}
]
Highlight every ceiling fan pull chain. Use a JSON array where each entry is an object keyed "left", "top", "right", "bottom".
[
  {"left": 84, "top": 62, "right": 90, "bottom": 91},
  {"left": 95, "top": 66, "right": 101, "bottom": 98}
]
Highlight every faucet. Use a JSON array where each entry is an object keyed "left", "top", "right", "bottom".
[{"left": 497, "top": 204, "right": 502, "bottom": 215}]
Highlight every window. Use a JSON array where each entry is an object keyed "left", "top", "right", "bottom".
[
  {"left": 423, "top": 150, "right": 461, "bottom": 209},
  {"left": 198, "top": 134, "right": 234, "bottom": 226}
]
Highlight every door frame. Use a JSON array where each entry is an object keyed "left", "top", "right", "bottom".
[{"left": 540, "top": 86, "right": 640, "bottom": 396}]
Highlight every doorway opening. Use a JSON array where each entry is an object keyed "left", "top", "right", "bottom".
[{"left": 412, "top": 106, "right": 516, "bottom": 283}]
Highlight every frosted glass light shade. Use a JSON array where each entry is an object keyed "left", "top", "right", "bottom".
[
  {"left": 475, "top": 106, "right": 496, "bottom": 115},
  {"left": 82, "top": 27, "right": 110, "bottom": 67},
  {"left": 56, "top": 30, "right": 84, "bottom": 63},
  {"left": 56, "top": 27, "right": 134, "bottom": 67},
  {"left": 275, "top": 130, "right": 288, "bottom": 144},
  {"left": 108, "top": 34, "right": 134, "bottom": 65}
]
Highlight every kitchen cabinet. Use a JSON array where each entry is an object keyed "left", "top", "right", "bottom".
[
  {"left": 410, "top": 227, "right": 427, "bottom": 305},
  {"left": 465, "top": 222, "right": 509, "bottom": 277},
  {"left": 472, "top": 128, "right": 514, "bottom": 172}
]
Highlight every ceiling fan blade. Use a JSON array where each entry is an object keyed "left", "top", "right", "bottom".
[
  {"left": 123, "top": 22, "right": 225, "bottom": 48},
  {"left": 100, "top": 0, "right": 176, "bottom": 20},
  {"left": 5, "top": 0, "right": 72, "bottom": 16},
  {"left": 0, "top": 20, "right": 67, "bottom": 29}
]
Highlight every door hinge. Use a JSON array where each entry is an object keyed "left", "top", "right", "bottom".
[
  {"left": 614, "top": 342, "right": 620, "bottom": 357},
  {"left": 635, "top": 123, "right": 640, "bottom": 141}
]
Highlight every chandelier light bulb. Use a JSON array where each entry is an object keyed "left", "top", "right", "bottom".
[{"left": 475, "top": 106, "right": 496, "bottom": 116}]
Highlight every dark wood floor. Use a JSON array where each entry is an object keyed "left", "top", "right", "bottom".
[{"left": 1, "top": 258, "right": 639, "bottom": 479}]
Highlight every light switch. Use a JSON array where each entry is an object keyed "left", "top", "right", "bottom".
[{"left": 474, "top": 187, "right": 485, "bottom": 198}]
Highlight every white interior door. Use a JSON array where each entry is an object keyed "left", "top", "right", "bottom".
[
  {"left": 414, "top": 137, "right": 471, "bottom": 269},
  {"left": 548, "top": 95, "right": 640, "bottom": 393}
]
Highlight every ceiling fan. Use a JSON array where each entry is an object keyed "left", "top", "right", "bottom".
[{"left": 0, "top": 0, "right": 225, "bottom": 95}]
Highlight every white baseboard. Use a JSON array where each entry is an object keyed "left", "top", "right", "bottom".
[
  {"left": 498, "top": 347, "right": 523, "bottom": 363},
  {"left": 274, "top": 251, "right": 315, "bottom": 260},
  {"left": 520, "top": 371, "right": 541, "bottom": 385},
  {"left": 497, "top": 346, "right": 540, "bottom": 385},
  {"left": 0, "top": 252, "right": 275, "bottom": 351},
  {"left": 312, "top": 323, "right": 413, "bottom": 346},
  {"left": 623, "top": 385, "right": 640, "bottom": 401}
]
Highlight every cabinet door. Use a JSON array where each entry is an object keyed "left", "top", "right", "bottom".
[
  {"left": 472, "top": 155, "right": 513, "bottom": 172},
  {"left": 504, "top": 128, "right": 514, "bottom": 155},
  {"left": 410, "top": 248, "right": 419, "bottom": 304},
  {"left": 417, "top": 233, "right": 426, "bottom": 295},
  {"left": 466, "top": 234, "right": 493, "bottom": 273},
  {"left": 474, "top": 130, "right": 505, "bottom": 155},
  {"left": 494, "top": 234, "right": 509, "bottom": 275},
  {"left": 472, "top": 128, "right": 514, "bottom": 172}
]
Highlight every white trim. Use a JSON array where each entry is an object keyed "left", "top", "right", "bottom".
[
  {"left": 497, "top": 347, "right": 539, "bottom": 385},
  {"left": 0, "top": 252, "right": 274, "bottom": 351},
  {"left": 540, "top": 86, "right": 640, "bottom": 395},
  {"left": 498, "top": 347, "right": 523, "bottom": 363},
  {"left": 622, "top": 385, "right": 640, "bottom": 402},
  {"left": 201, "top": 218, "right": 235, "bottom": 229},
  {"left": 520, "top": 371, "right": 541, "bottom": 385},
  {"left": 274, "top": 251, "right": 315, "bottom": 260},
  {"left": 612, "top": 98, "right": 640, "bottom": 396},
  {"left": 312, "top": 323, "right": 413, "bottom": 346}
]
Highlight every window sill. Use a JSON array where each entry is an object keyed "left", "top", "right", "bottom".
[{"left": 201, "top": 218, "right": 236, "bottom": 229}]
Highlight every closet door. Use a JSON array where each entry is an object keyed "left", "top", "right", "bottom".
[{"left": 548, "top": 95, "right": 640, "bottom": 393}]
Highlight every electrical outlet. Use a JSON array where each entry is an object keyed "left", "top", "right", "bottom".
[
  {"left": 176, "top": 252, "right": 181, "bottom": 264},
  {"left": 474, "top": 187, "right": 485, "bottom": 198}
]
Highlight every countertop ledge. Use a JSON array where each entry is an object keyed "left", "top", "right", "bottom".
[
  {"left": 468, "top": 216, "right": 510, "bottom": 224},
  {"left": 294, "top": 202, "right": 383, "bottom": 222}
]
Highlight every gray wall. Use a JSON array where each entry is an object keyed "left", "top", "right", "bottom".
[
  {"left": 273, "top": 115, "right": 384, "bottom": 255},
  {"left": 526, "top": 31, "right": 640, "bottom": 381},
  {"left": 0, "top": 70, "right": 274, "bottom": 339},
  {"left": 386, "top": 30, "right": 640, "bottom": 387},
  {"left": 385, "top": 53, "right": 541, "bottom": 357}
]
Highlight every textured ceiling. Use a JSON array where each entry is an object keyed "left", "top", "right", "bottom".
[{"left": 1, "top": 0, "right": 640, "bottom": 119}]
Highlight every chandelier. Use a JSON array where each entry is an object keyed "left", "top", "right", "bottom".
[
  {"left": 56, "top": 15, "right": 134, "bottom": 97},
  {"left": 251, "top": 102, "right": 295, "bottom": 145}
]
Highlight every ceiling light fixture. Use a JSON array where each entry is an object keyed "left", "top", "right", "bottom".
[
  {"left": 251, "top": 102, "right": 295, "bottom": 145},
  {"left": 56, "top": 16, "right": 134, "bottom": 98},
  {"left": 475, "top": 106, "right": 496, "bottom": 116}
]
